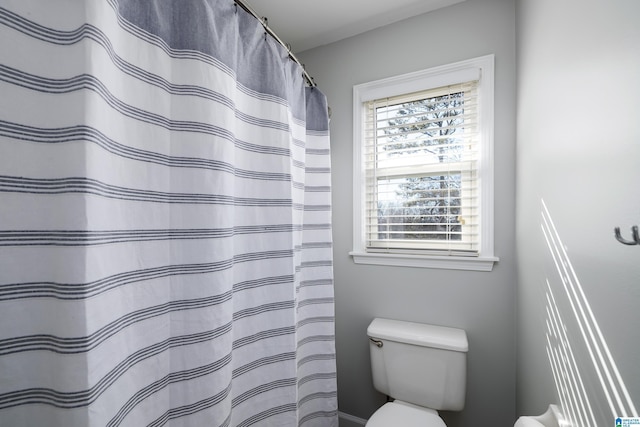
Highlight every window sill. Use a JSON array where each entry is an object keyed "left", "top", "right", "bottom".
[{"left": 349, "top": 251, "right": 498, "bottom": 271}]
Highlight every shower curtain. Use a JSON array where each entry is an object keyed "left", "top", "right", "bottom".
[{"left": 0, "top": 1, "right": 336, "bottom": 426}]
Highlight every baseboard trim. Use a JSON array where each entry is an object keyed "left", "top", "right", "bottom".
[{"left": 338, "top": 411, "right": 368, "bottom": 426}]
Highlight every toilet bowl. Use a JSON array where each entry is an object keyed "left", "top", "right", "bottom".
[
  {"left": 366, "top": 401, "right": 446, "bottom": 427},
  {"left": 366, "top": 318, "right": 468, "bottom": 426}
]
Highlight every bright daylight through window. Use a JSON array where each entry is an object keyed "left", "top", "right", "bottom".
[{"left": 351, "top": 55, "right": 498, "bottom": 271}]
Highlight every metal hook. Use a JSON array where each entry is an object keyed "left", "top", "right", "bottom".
[{"left": 614, "top": 226, "right": 639, "bottom": 245}]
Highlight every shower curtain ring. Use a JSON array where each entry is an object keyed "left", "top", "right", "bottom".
[{"left": 261, "top": 17, "right": 269, "bottom": 40}]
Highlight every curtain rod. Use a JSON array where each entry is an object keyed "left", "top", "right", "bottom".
[{"left": 233, "top": 0, "right": 316, "bottom": 87}]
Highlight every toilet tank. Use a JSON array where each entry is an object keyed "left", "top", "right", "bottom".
[{"left": 367, "top": 318, "right": 468, "bottom": 411}]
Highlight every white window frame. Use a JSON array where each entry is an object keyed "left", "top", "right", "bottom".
[{"left": 350, "top": 55, "right": 498, "bottom": 271}]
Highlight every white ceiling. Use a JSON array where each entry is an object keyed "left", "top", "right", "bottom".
[{"left": 243, "top": 0, "right": 466, "bottom": 53}]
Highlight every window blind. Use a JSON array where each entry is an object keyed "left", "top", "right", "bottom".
[{"left": 363, "top": 81, "right": 480, "bottom": 256}]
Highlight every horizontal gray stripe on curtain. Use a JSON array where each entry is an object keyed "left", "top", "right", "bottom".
[
  {"left": 114, "top": 0, "right": 312, "bottom": 123},
  {"left": 0, "top": 0, "right": 336, "bottom": 426}
]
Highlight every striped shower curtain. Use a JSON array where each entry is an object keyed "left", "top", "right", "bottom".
[{"left": 0, "top": 1, "right": 337, "bottom": 426}]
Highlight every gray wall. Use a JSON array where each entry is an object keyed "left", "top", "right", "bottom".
[
  {"left": 516, "top": 0, "right": 640, "bottom": 424},
  {"left": 298, "top": 0, "right": 517, "bottom": 425}
]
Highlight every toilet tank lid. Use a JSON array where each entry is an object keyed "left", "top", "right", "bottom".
[{"left": 367, "top": 318, "right": 468, "bottom": 352}]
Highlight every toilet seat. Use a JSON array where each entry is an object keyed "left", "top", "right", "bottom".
[{"left": 366, "top": 401, "right": 446, "bottom": 427}]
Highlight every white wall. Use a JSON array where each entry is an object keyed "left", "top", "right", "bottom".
[
  {"left": 516, "top": 0, "right": 640, "bottom": 424},
  {"left": 298, "top": 0, "right": 517, "bottom": 425}
]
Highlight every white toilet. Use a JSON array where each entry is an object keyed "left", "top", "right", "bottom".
[{"left": 366, "top": 318, "right": 469, "bottom": 427}]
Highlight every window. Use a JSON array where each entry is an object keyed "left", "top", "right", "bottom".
[{"left": 351, "top": 55, "right": 498, "bottom": 271}]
